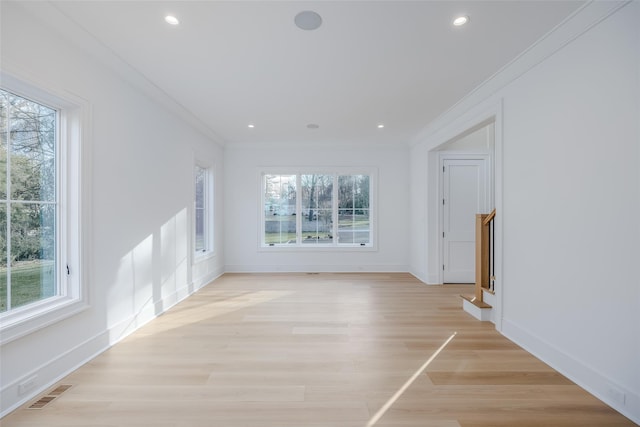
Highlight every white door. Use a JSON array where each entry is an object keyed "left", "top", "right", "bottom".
[{"left": 442, "top": 158, "right": 487, "bottom": 283}]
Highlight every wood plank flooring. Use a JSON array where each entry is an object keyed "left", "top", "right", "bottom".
[{"left": 2, "top": 273, "right": 636, "bottom": 426}]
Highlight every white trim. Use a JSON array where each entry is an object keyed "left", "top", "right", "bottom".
[
  {"left": 0, "top": 327, "right": 109, "bottom": 419},
  {"left": 0, "top": 70, "right": 92, "bottom": 344},
  {"left": 437, "top": 153, "right": 491, "bottom": 285},
  {"left": 13, "top": 1, "right": 226, "bottom": 148},
  {"left": 503, "top": 319, "right": 640, "bottom": 424},
  {"left": 224, "top": 264, "right": 409, "bottom": 273},
  {"left": 0, "top": 271, "right": 222, "bottom": 418},
  {"left": 421, "top": 99, "right": 503, "bottom": 328},
  {"left": 409, "top": 1, "right": 629, "bottom": 148}
]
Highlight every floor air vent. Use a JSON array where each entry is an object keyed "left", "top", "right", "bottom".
[{"left": 28, "top": 385, "right": 72, "bottom": 409}]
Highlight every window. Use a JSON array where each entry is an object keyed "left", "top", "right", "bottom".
[
  {"left": 264, "top": 174, "right": 296, "bottom": 245},
  {"left": 262, "top": 170, "right": 374, "bottom": 248},
  {"left": 194, "top": 165, "right": 213, "bottom": 257},
  {"left": 0, "top": 75, "right": 87, "bottom": 344},
  {"left": 1, "top": 89, "right": 57, "bottom": 313}
]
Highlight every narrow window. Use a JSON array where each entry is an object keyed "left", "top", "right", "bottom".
[
  {"left": 338, "top": 175, "right": 371, "bottom": 245},
  {"left": 263, "top": 174, "right": 297, "bottom": 245},
  {"left": 301, "top": 174, "right": 333, "bottom": 244},
  {"left": 194, "top": 165, "right": 213, "bottom": 256}
]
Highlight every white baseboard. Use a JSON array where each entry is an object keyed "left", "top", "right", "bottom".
[
  {"left": 0, "top": 330, "right": 110, "bottom": 418},
  {"left": 0, "top": 272, "right": 222, "bottom": 418},
  {"left": 502, "top": 319, "right": 640, "bottom": 424},
  {"left": 224, "top": 264, "right": 410, "bottom": 273},
  {"left": 426, "top": 274, "right": 440, "bottom": 284},
  {"left": 192, "top": 267, "right": 225, "bottom": 290}
]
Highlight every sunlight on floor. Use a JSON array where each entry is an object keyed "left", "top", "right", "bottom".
[
  {"left": 366, "top": 332, "right": 458, "bottom": 427},
  {"left": 130, "top": 290, "right": 293, "bottom": 338}
]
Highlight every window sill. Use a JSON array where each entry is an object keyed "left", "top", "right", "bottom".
[
  {"left": 258, "top": 244, "right": 377, "bottom": 252},
  {"left": 193, "top": 251, "right": 216, "bottom": 263},
  {"left": 0, "top": 297, "right": 89, "bottom": 345}
]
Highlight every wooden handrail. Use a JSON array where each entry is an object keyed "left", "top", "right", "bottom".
[
  {"left": 482, "top": 208, "right": 496, "bottom": 226},
  {"left": 474, "top": 210, "right": 496, "bottom": 304}
]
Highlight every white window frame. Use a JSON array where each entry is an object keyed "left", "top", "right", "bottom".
[
  {"left": 193, "top": 163, "right": 214, "bottom": 260},
  {"left": 0, "top": 72, "right": 90, "bottom": 344},
  {"left": 259, "top": 167, "right": 377, "bottom": 251}
]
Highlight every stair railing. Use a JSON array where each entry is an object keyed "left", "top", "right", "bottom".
[{"left": 474, "top": 209, "right": 496, "bottom": 303}]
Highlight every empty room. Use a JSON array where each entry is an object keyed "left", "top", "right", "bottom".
[{"left": 0, "top": 1, "right": 638, "bottom": 426}]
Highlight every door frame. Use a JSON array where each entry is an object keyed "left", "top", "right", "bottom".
[
  {"left": 424, "top": 99, "right": 503, "bottom": 331},
  {"left": 438, "top": 152, "right": 492, "bottom": 285}
]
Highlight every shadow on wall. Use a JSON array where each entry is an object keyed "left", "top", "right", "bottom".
[{"left": 106, "top": 208, "right": 190, "bottom": 344}]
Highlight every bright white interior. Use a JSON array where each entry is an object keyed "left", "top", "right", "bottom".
[{"left": 0, "top": 0, "right": 638, "bottom": 423}]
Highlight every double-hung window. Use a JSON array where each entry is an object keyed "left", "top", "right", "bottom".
[
  {"left": 1, "top": 89, "right": 57, "bottom": 312},
  {"left": 194, "top": 164, "right": 213, "bottom": 257},
  {"left": 262, "top": 170, "right": 374, "bottom": 248},
  {"left": 0, "top": 77, "right": 86, "bottom": 344}
]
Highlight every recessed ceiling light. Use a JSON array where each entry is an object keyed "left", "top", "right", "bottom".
[
  {"left": 453, "top": 16, "right": 469, "bottom": 26},
  {"left": 248, "top": 124, "right": 255, "bottom": 128},
  {"left": 306, "top": 123, "right": 320, "bottom": 129},
  {"left": 295, "top": 11, "right": 322, "bottom": 31},
  {"left": 377, "top": 124, "right": 385, "bottom": 129},
  {"left": 165, "top": 15, "right": 180, "bottom": 25}
]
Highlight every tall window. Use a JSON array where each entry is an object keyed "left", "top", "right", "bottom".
[
  {"left": 1, "top": 89, "right": 57, "bottom": 312},
  {"left": 264, "top": 174, "right": 296, "bottom": 245},
  {"left": 0, "top": 77, "right": 86, "bottom": 344},
  {"left": 338, "top": 175, "right": 370, "bottom": 244},
  {"left": 194, "top": 165, "right": 213, "bottom": 256},
  {"left": 301, "top": 174, "right": 332, "bottom": 244},
  {"left": 262, "top": 171, "right": 374, "bottom": 248}
]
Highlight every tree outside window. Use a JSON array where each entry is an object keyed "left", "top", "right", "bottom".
[
  {"left": 1, "top": 88, "right": 57, "bottom": 312},
  {"left": 262, "top": 172, "right": 372, "bottom": 248}
]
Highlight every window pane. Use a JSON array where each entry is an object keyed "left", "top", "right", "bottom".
[
  {"left": 353, "top": 175, "right": 370, "bottom": 209},
  {"left": 8, "top": 91, "right": 56, "bottom": 202},
  {"left": 301, "top": 175, "right": 332, "bottom": 244},
  {"left": 0, "top": 203, "right": 6, "bottom": 312},
  {"left": 338, "top": 175, "right": 370, "bottom": 245},
  {"left": 354, "top": 231, "right": 370, "bottom": 244},
  {"left": 264, "top": 174, "right": 296, "bottom": 245},
  {"left": 194, "top": 166, "right": 206, "bottom": 252},
  {"left": 338, "top": 175, "right": 354, "bottom": 209},
  {"left": 10, "top": 202, "right": 56, "bottom": 309},
  {"left": 302, "top": 208, "right": 333, "bottom": 244},
  {"left": 195, "top": 207, "right": 205, "bottom": 252},
  {"left": 265, "top": 216, "right": 297, "bottom": 244}
]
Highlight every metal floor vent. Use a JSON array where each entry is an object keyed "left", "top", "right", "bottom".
[{"left": 28, "top": 385, "right": 72, "bottom": 409}]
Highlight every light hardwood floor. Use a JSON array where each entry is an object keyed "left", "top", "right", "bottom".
[{"left": 3, "top": 273, "right": 636, "bottom": 426}]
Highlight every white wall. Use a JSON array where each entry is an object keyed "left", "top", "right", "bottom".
[
  {"left": 224, "top": 145, "right": 410, "bottom": 272},
  {"left": 411, "top": 2, "right": 640, "bottom": 423},
  {"left": 0, "top": 3, "right": 224, "bottom": 416}
]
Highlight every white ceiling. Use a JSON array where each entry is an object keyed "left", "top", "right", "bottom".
[{"left": 48, "top": 1, "right": 584, "bottom": 147}]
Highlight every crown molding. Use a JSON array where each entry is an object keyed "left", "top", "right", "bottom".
[
  {"left": 9, "top": 1, "right": 226, "bottom": 148},
  {"left": 410, "top": 0, "right": 631, "bottom": 148}
]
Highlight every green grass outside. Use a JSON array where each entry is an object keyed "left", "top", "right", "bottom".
[
  {"left": 264, "top": 232, "right": 297, "bottom": 244},
  {"left": 0, "top": 261, "right": 55, "bottom": 312}
]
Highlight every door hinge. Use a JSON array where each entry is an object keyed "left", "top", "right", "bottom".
[
  {"left": 442, "top": 198, "right": 445, "bottom": 205},
  {"left": 442, "top": 264, "right": 445, "bottom": 271},
  {"left": 442, "top": 232, "right": 445, "bottom": 238},
  {"left": 443, "top": 165, "right": 445, "bottom": 173},
  {"left": 66, "top": 265, "right": 70, "bottom": 276}
]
